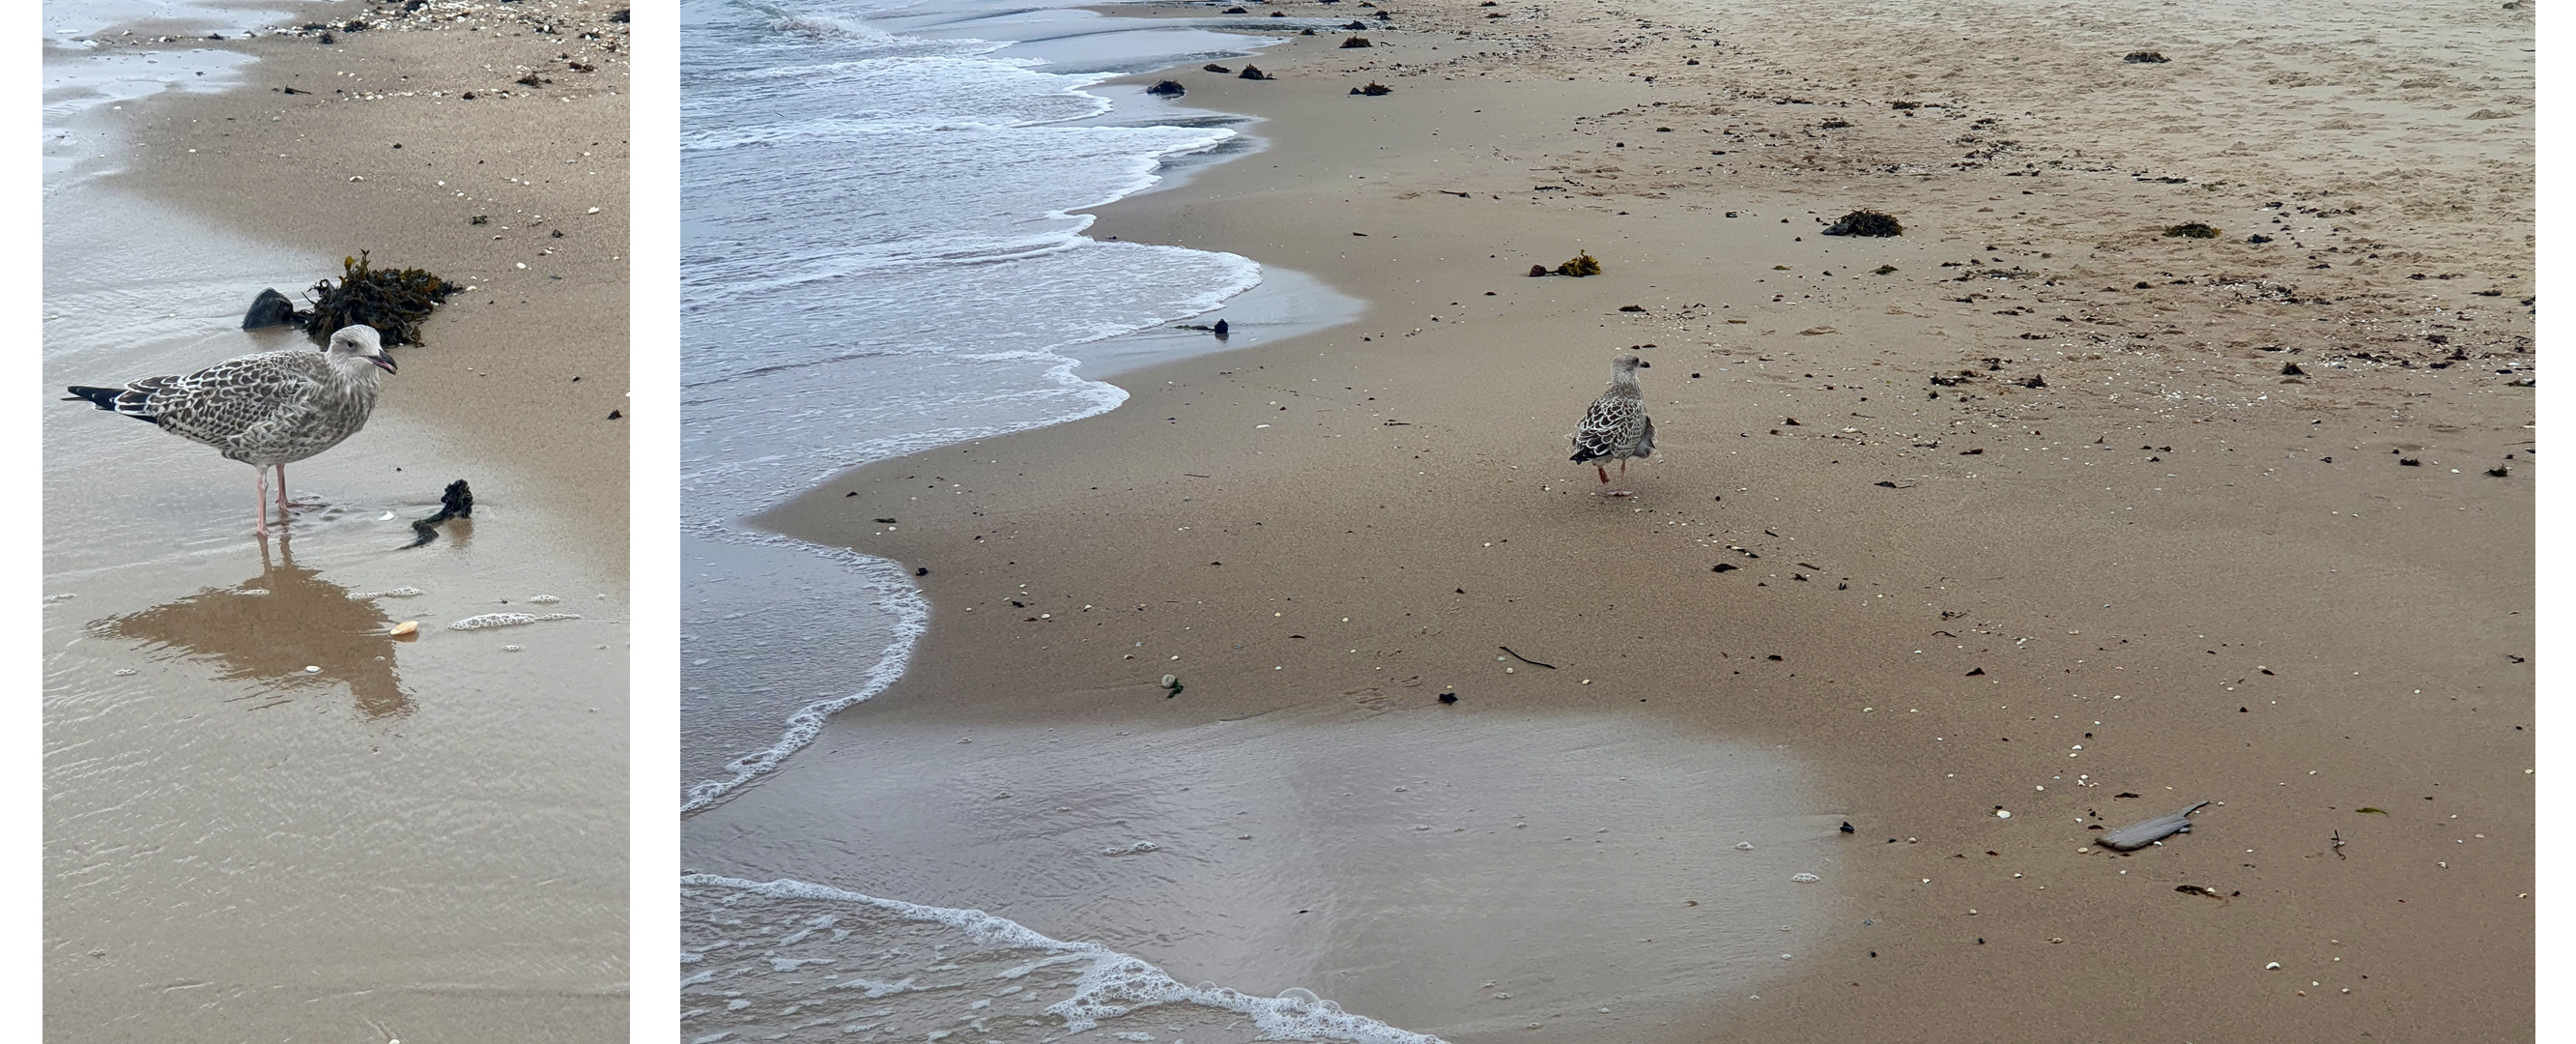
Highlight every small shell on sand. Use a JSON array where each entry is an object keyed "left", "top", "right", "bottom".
[
  {"left": 388, "top": 621, "right": 419, "bottom": 636},
  {"left": 2100, "top": 800, "right": 2211, "bottom": 851}
]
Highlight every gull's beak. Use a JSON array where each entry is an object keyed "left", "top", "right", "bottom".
[{"left": 372, "top": 354, "right": 398, "bottom": 374}]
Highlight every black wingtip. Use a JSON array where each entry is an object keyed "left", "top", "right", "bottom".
[{"left": 66, "top": 386, "right": 157, "bottom": 420}]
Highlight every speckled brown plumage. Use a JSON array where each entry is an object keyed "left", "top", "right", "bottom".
[
  {"left": 1568, "top": 354, "right": 1655, "bottom": 494},
  {"left": 68, "top": 325, "right": 398, "bottom": 535}
]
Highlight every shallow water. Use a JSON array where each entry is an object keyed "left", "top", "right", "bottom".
[{"left": 684, "top": 710, "right": 1847, "bottom": 1041}]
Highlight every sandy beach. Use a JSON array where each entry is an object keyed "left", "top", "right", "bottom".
[
  {"left": 43, "top": 1, "right": 630, "bottom": 1040},
  {"left": 682, "top": 0, "right": 2531, "bottom": 1038}
]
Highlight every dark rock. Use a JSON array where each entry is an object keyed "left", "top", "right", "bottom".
[
  {"left": 1300, "top": 26, "right": 1316, "bottom": 33},
  {"left": 318, "top": 31, "right": 336, "bottom": 44},
  {"left": 2247, "top": 233, "right": 2273, "bottom": 244},
  {"left": 1340, "top": 35, "right": 1373, "bottom": 46},
  {"left": 1351, "top": 80, "right": 1391, "bottom": 95},
  {"left": 1821, "top": 210, "right": 1903, "bottom": 237},
  {"left": 1529, "top": 264, "right": 1551, "bottom": 276},
  {"left": 1204, "top": 63, "right": 1234, "bottom": 72},
  {"left": 1146, "top": 79, "right": 1186, "bottom": 96},
  {"left": 1439, "top": 692, "right": 1458, "bottom": 704},
  {"left": 2162, "top": 221, "right": 2219, "bottom": 238},
  {"left": 2281, "top": 362, "right": 2304, "bottom": 375},
  {"left": 2124, "top": 49, "right": 2169, "bottom": 63},
  {"left": 242, "top": 288, "right": 299, "bottom": 330},
  {"left": 1212, "top": 319, "right": 1231, "bottom": 336},
  {"left": 1345, "top": 19, "right": 1369, "bottom": 28},
  {"left": 1239, "top": 64, "right": 1271, "bottom": 78}
]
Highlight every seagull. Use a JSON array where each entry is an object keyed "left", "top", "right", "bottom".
[
  {"left": 1567, "top": 353, "right": 1654, "bottom": 496},
  {"left": 67, "top": 325, "right": 398, "bottom": 536}
]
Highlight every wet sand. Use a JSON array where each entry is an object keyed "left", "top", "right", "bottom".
[
  {"left": 695, "top": 0, "right": 2532, "bottom": 1038},
  {"left": 43, "top": 2, "right": 630, "bottom": 1040}
]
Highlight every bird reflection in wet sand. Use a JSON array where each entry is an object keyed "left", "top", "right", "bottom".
[{"left": 95, "top": 535, "right": 413, "bottom": 718}]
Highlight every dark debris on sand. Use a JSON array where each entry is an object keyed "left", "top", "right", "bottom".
[
  {"left": 1822, "top": 210, "right": 1903, "bottom": 237},
  {"left": 298, "top": 251, "right": 460, "bottom": 347},
  {"left": 2162, "top": 222, "right": 2220, "bottom": 239}
]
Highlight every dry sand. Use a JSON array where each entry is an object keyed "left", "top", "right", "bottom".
[
  {"left": 43, "top": 1, "right": 630, "bottom": 1040},
  {"left": 701, "top": 0, "right": 2533, "bottom": 1038}
]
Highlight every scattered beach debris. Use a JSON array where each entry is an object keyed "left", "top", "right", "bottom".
[
  {"left": 1204, "top": 63, "right": 1233, "bottom": 72},
  {"left": 1499, "top": 646, "right": 1558, "bottom": 669},
  {"left": 1100, "top": 841, "right": 1161, "bottom": 856},
  {"left": 241, "top": 288, "right": 297, "bottom": 330},
  {"left": 2487, "top": 464, "right": 2510, "bottom": 477},
  {"left": 2356, "top": 806, "right": 2388, "bottom": 815},
  {"left": 2162, "top": 222, "right": 2220, "bottom": 239},
  {"left": 1340, "top": 35, "right": 1373, "bottom": 47},
  {"left": 404, "top": 479, "right": 473, "bottom": 549},
  {"left": 1351, "top": 81, "right": 1392, "bottom": 96},
  {"left": 2281, "top": 362, "right": 2305, "bottom": 375},
  {"left": 1438, "top": 692, "right": 1458, "bottom": 704},
  {"left": 2124, "top": 49, "right": 2170, "bottom": 63},
  {"left": 1821, "top": 210, "right": 1903, "bottom": 237},
  {"left": 1790, "top": 873, "right": 1821, "bottom": 883},
  {"left": 1162, "top": 674, "right": 1186, "bottom": 698},
  {"left": 1146, "top": 79, "right": 1185, "bottom": 96},
  {"left": 1872, "top": 264, "right": 1898, "bottom": 275},
  {"left": 2175, "top": 884, "right": 2230, "bottom": 902},
  {"left": 1344, "top": 19, "right": 1369, "bottom": 28},
  {"left": 299, "top": 251, "right": 459, "bottom": 347},
  {"left": 388, "top": 621, "right": 419, "bottom": 637},
  {"left": 2332, "top": 829, "right": 2347, "bottom": 859},
  {"left": 1239, "top": 64, "right": 1272, "bottom": 79},
  {"left": 446, "top": 612, "right": 583, "bottom": 631},
  {"left": 1840, "top": 822, "right": 1855, "bottom": 833},
  {"left": 1548, "top": 251, "right": 1602, "bottom": 276},
  {"left": 1212, "top": 319, "right": 1231, "bottom": 338},
  {"left": 2099, "top": 799, "right": 2210, "bottom": 851}
]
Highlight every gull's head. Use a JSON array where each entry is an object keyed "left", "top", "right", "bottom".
[
  {"left": 1612, "top": 353, "right": 1647, "bottom": 372},
  {"left": 329, "top": 325, "right": 397, "bottom": 374}
]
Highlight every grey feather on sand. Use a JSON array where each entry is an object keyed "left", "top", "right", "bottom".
[
  {"left": 66, "top": 324, "right": 398, "bottom": 536},
  {"left": 1568, "top": 353, "right": 1655, "bottom": 496}
]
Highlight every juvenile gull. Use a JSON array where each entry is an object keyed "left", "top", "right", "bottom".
[
  {"left": 1567, "top": 353, "right": 1654, "bottom": 497},
  {"left": 67, "top": 325, "right": 398, "bottom": 536}
]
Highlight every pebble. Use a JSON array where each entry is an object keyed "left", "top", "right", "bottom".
[{"left": 1791, "top": 873, "right": 1820, "bottom": 883}]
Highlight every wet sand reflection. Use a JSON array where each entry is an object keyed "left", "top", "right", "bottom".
[{"left": 95, "top": 536, "right": 412, "bottom": 718}]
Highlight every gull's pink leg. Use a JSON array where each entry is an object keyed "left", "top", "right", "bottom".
[
  {"left": 275, "top": 464, "right": 292, "bottom": 515},
  {"left": 254, "top": 469, "right": 272, "bottom": 537},
  {"left": 1596, "top": 464, "right": 1611, "bottom": 483}
]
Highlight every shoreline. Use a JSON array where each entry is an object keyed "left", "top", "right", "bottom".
[
  {"left": 701, "top": 0, "right": 2534, "bottom": 1037},
  {"left": 43, "top": 3, "right": 630, "bottom": 1039}
]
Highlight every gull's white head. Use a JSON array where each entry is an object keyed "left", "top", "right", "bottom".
[{"left": 328, "top": 325, "right": 397, "bottom": 374}]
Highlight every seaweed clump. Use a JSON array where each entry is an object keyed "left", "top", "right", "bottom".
[
  {"left": 1351, "top": 81, "right": 1392, "bottom": 96},
  {"left": 300, "top": 251, "right": 459, "bottom": 347},
  {"left": 1239, "top": 64, "right": 1271, "bottom": 79},
  {"left": 1822, "top": 210, "right": 1903, "bottom": 237},
  {"left": 2162, "top": 221, "right": 2219, "bottom": 239},
  {"left": 1532, "top": 251, "right": 1601, "bottom": 277},
  {"left": 1146, "top": 80, "right": 1185, "bottom": 96},
  {"left": 2124, "top": 50, "right": 2168, "bottom": 63},
  {"left": 1340, "top": 35, "right": 1373, "bottom": 47}
]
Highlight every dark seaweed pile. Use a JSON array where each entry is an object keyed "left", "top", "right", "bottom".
[
  {"left": 301, "top": 251, "right": 459, "bottom": 346},
  {"left": 2162, "top": 221, "right": 2219, "bottom": 239},
  {"left": 1822, "top": 210, "right": 1903, "bottom": 237}
]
